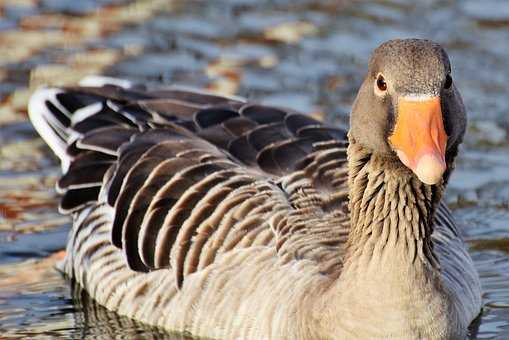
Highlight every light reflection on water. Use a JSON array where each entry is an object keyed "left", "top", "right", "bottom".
[{"left": 0, "top": 0, "right": 508, "bottom": 338}]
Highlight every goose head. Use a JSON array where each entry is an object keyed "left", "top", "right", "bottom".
[{"left": 350, "top": 39, "right": 466, "bottom": 185}]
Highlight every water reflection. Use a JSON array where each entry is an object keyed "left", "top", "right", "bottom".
[
  {"left": 1, "top": 0, "right": 508, "bottom": 338},
  {"left": 0, "top": 255, "right": 184, "bottom": 339},
  {"left": 68, "top": 282, "right": 187, "bottom": 340}
]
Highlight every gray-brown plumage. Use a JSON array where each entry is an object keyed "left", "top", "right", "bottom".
[{"left": 28, "top": 39, "right": 481, "bottom": 339}]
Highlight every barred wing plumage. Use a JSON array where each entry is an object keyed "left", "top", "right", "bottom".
[{"left": 30, "top": 79, "right": 351, "bottom": 288}]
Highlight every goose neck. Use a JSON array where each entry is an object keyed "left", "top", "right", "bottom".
[
  {"left": 344, "top": 136, "right": 444, "bottom": 270},
  {"left": 315, "top": 137, "right": 459, "bottom": 339}
]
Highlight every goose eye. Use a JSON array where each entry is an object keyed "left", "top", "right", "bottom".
[
  {"left": 376, "top": 74, "right": 387, "bottom": 91},
  {"left": 444, "top": 74, "right": 452, "bottom": 89}
]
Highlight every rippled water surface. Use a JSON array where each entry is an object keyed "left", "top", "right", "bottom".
[{"left": 1, "top": 0, "right": 509, "bottom": 338}]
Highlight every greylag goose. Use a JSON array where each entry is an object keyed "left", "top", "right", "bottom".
[{"left": 28, "top": 39, "right": 481, "bottom": 339}]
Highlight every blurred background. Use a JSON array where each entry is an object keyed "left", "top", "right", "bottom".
[{"left": 0, "top": 0, "right": 508, "bottom": 338}]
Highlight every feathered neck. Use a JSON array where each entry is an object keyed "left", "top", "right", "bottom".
[
  {"left": 316, "top": 136, "right": 466, "bottom": 340},
  {"left": 344, "top": 135, "right": 444, "bottom": 270}
]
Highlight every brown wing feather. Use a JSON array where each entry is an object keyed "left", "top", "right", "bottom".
[{"left": 47, "top": 82, "right": 350, "bottom": 287}]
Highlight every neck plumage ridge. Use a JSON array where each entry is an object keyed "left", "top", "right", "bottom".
[{"left": 344, "top": 135, "right": 443, "bottom": 270}]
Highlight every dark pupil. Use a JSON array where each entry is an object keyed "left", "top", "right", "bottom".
[
  {"left": 444, "top": 74, "right": 452, "bottom": 89},
  {"left": 377, "top": 76, "right": 387, "bottom": 91}
]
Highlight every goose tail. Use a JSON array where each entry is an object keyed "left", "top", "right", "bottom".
[{"left": 28, "top": 76, "right": 134, "bottom": 171}]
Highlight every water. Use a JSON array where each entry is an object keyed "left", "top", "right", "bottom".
[{"left": 1, "top": 0, "right": 508, "bottom": 338}]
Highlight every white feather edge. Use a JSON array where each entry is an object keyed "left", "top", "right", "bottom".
[
  {"left": 28, "top": 88, "right": 71, "bottom": 172},
  {"left": 72, "top": 101, "right": 104, "bottom": 125}
]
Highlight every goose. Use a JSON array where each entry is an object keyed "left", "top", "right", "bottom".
[{"left": 28, "top": 39, "right": 482, "bottom": 340}]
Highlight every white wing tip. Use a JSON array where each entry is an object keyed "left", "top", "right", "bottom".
[
  {"left": 28, "top": 87, "right": 70, "bottom": 171},
  {"left": 79, "top": 75, "right": 134, "bottom": 89}
]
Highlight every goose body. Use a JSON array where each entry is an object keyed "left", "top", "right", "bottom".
[{"left": 28, "top": 39, "right": 481, "bottom": 339}]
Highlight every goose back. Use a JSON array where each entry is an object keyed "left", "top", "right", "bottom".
[{"left": 30, "top": 80, "right": 352, "bottom": 289}]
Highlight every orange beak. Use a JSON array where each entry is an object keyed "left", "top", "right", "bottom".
[{"left": 389, "top": 96, "right": 448, "bottom": 185}]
